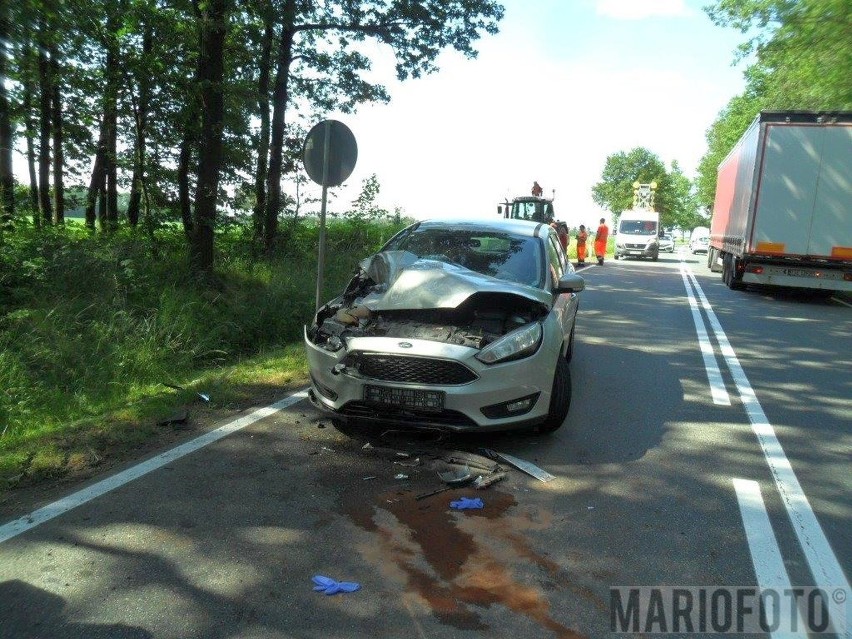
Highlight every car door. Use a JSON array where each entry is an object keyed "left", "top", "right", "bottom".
[{"left": 545, "top": 231, "right": 579, "bottom": 346}]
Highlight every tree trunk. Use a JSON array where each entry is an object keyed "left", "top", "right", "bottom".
[
  {"left": 177, "top": 125, "right": 193, "bottom": 239},
  {"left": 0, "top": 0, "right": 13, "bottom": 226},
  {"left": 50, "top": 47, "right": 64, "bottom": 224},
  {"left": 190, "top": 0, "right": 229, "bottom": 272},
  {"left": 37, "top": 15, "right": 52, "bottom": 225},
  {"left": 104, "top": 19, "right": 119, "bottom": 229},
  {"left": 264, "top": 0, "right": 296, "bottom": 250},
  {"left": 252, "top": 18, "right": 273, "bottom": 242},
  {"left": 22, "top": 31, "right": 39, "bottom": 218},
  {"left": 85, "top": 117, "right": 107, "bottom": 229},
  {"left": 127, "top": 24, "right": 153, "bottom": 228}
]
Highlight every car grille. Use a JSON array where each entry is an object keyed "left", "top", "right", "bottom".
[
  {"left": 341, "top": 402, "right": 479, "bottom": 427},
  {"left": 344, "top": 352, "right": 478, "bottom": 385},
  {"left": 625, "top": 243, "right": 646, "bottom": 249}
]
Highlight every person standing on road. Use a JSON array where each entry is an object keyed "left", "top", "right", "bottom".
[
  {"left": 576, "top": 224, "right": 588, "bottom": 265},
  {"left": 594, "top": 218, "right": 609, "bottom": 265}
]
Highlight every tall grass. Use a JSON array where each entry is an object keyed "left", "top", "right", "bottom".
[{"left": 0, "top": 218, "right": 407, "bottom": 460}]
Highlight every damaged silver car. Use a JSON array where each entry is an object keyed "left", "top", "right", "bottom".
[{"left": 304, "top": 219, "right": 585, "bottom": 433}]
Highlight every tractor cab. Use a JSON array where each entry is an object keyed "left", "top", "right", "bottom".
[{"left": 498, "top": 196, "right": 555, "bottom": 224}]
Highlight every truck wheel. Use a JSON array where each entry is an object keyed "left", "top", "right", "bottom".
[
  {"left": 537, "top": 357, "right": 571, "bottom": 434},
  {"left": 723, "top": 254, "right": 745, "bottom": 290}
]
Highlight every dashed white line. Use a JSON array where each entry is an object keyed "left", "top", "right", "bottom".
[{"left": 0, "top": 390, "right": 309, "bottom": 544}]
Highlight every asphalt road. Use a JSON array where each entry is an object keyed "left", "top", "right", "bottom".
[{"left": 1, "top": 249, "right": 849, "bottom": 639}]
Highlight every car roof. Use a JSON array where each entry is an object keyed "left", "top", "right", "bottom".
[{"left": 411, "top": 217, "right": 548, "bottom": 238}]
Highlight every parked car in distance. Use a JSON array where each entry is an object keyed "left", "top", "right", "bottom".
[
  {"left": 690, "top": 235, "right": 710, "bottom": 254},
  {"left": 658, "top": 234, "right": 675, "bottom": 252},
  {"left": 304, "top": 218, "right": 585, "bottom": 434}
]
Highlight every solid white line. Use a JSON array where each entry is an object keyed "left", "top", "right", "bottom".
[
  {"left": 0, "top": 390, "right": 309, "bottom": 545},
  {"left": 831, "top": 296, "right": 852, "bottom": 308},
  {"left": 680, "top": 266, "right": 731, "bottom": 405},
  {"left": 687, "top": 271, "right": 850, "bottom": 635},
  {"left": 733, "top": 478, "right": 807, "bottom": 639}
]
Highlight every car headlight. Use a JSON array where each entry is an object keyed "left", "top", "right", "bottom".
[{"left": 475, "top": 322, "right": 542, "bottom": 364}]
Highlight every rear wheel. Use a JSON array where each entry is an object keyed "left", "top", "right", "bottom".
[
  {"left": 537, "top": 357, "right": 571, "bottom": 433},
  {"left": 723, "top": 254, "right": 746, "bottom": 290}
]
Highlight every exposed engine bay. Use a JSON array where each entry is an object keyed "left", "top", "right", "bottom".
[{"left": 307, "top": 251, "right": 551, "bottom": 352}]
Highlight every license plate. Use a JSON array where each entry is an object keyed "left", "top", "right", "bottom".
[
  {"left": 781, "top": 268, "right": 816, "bottom": 278},
  {"left": 364, "top": 385, "right": 445, "bottom": 412}
]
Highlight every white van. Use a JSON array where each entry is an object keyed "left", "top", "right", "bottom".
[
  {"left": 689, "top": 227, "right": 710, "bottom": 254},
  {"left": 614, "top": 209, "right": 660, "bottom": 261}
]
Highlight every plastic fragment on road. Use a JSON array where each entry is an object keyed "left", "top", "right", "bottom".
[
  {"left": 478, "top": 449, "right": 555, "bottom": 483},
  {"left": 473, "top": 471, "right": 507, "bottom": 489},
  {"left": 450, "top": 497, "right": 484, "bottom": 510},
  {"left": 312, "top": 575, "right": 361, "bottom": 595}
]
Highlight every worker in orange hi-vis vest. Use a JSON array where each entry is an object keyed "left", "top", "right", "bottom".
[
  {"left": 594, "top": 217, "right": 609, "bottom": 265},
  {"left": 576, "top": 224, "right": 588, "bottom": 265}
]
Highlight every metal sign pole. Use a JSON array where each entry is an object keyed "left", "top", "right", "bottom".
[{"left": 315, "top": 121, "right": 331, "bottom": 312}]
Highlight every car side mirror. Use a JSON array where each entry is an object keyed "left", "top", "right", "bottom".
[{"left": 556, "top": 272, "right": 585, "bottom": 293}]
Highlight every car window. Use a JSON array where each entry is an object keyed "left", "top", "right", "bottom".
[
  {"left": 545, "top": 233, "right": 564, "bottom": 285},
  {"left": 383, "top": 228, "right": 545, "bottom": 288}
]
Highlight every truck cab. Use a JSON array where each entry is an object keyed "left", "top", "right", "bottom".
[
  {"left": 498, "top": 196, "right": 555, "bottom": 224},
  {"left": 613, "top": 209, "right": 660, "bottom": 261}
]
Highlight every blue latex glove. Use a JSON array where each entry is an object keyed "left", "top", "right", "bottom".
[
  {"left": 312, "top": 575, "right": 361, "bottom": 595},
  {"left": 450, "top": 497, "right": 484, "bottom": 510}
]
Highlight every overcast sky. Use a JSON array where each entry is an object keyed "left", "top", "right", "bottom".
[{"left": 321, "top": 0, "right": 749, "bottom": 226}]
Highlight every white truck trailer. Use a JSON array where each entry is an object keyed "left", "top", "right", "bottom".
[{"left": 708, "top": 111, "right": 852, "bottom": 292}]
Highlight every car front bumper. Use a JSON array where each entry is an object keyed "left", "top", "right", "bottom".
[{"left": 304, "top": 325, "right": 562, "bottom": 432}]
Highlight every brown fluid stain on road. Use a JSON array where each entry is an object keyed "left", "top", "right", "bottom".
[{"left": 343, "top": 488, "right": 588, "bottom": 639}]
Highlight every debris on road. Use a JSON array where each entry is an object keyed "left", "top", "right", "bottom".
[
  {"left": 415, "top": 486, "right": 453, "bottom": 501},
  {"left": 478, "top": 449, "right": 555, "bottom": 483},
  {"left": 473, "top": 471, "right": 507, "bottom": 490},
  {"left": 312, "top": 575, "right": 361, "bottom": 595},
  {"left": 394, "top": 473, "right": 409, "bottom": 480},
  {"left": 437, "top": 466, "right": 474, "bottom": 486}
]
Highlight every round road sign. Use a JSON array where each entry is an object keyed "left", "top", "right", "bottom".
[{"left": 302, "top": 120, "right": 358, "bottom": 187}]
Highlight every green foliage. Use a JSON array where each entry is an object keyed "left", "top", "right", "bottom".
[
  {"left": 592, "top": 148, "right": 667, "bottom": 215},
  {"left": 706, "top": 0, "right": 852, "bottom": 109},
  {"left": 0, "top": 218, "right": 408, "bottom": 450},
  {"left": 697, "top": 0, "right": 851, "bottom": 205}
]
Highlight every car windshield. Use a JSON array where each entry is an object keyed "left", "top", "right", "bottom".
[
  {"left": 618, "top": 220, "right": 658, "bottom": 235},
  {"left": 384, "top": 227, "right": 545, "bottom": 288}
]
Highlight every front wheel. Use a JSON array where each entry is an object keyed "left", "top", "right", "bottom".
[{"left": 536, "top": 357, "right": 571, "bottom": 434}]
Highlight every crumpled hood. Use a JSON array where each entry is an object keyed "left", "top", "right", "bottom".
[{"left": 358, "top": 250, "right": 552, "bottom": 312}]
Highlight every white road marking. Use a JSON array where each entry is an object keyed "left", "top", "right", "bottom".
[
  {"left": 831, "top": 296, "right": 852, "bottom": 308},
  {"left": 0, "top": 390, "right": 309, "bottom": 545},
  {"left": 686, "top": 269, "right": 850, "bottom": 636},
  {"left": 733, "top": 478, "right": 808, "bottom": 639},
  {"left": 680, "top": 266, "right": 731, "bottom": 404}
]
